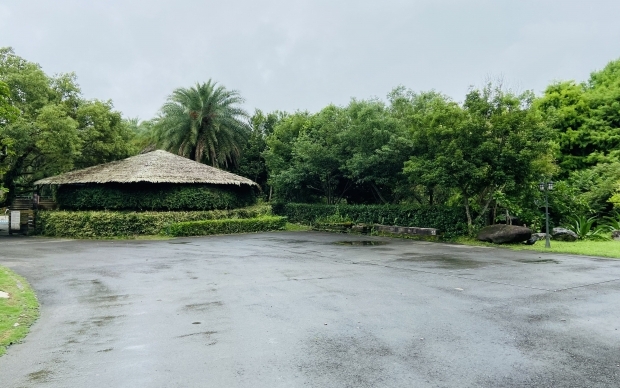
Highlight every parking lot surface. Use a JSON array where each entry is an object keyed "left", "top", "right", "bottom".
[{"left": 0, "top": 232, "right": 619, "bottom": 387}]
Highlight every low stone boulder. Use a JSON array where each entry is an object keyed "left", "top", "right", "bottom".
[
  {"left": 612, "top": 230, "right": 620, "bottom": 241},
  {"left": 551, "top": 227, "right": 578, "bottom": 242},
  {"left": 525, "top": 232, "right": 547, "bottom": 245},
  {"left": 477, "top": 224, "right": 532, "bottom": 244},
  {"left": 373, "top": 224, "right": 438, "bottom": 236},
  {"left": 351, "top": 224, "right": 372, "bottom": 234}
]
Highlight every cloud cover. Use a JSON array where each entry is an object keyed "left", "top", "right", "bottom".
[{"left": 2, "top": 0, "right": 619, "bottom": 119}]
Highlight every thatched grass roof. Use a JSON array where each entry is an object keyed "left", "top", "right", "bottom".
[{"left": 34, "top": 150, "right": 258, "bottom": 187}]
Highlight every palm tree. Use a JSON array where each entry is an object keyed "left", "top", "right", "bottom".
[{"left": 154, "top": 80, "right": 250, "bottom": 168}]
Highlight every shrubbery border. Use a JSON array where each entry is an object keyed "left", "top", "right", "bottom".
[
  {"left": 272, "top": 203, "right": 469, "bottom": 237},
  {"left": 35, "top": 205, "right": 271, "bottom": 238},
  {"left": 168, "top": 216, "right": 286, "bottom": 237}
]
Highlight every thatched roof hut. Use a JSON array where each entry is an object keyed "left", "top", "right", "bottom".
[
  {"left": 35, "top": 150, "right": 258, "bottom": 187},
  {"left": 35, "top": 150, "right": 259, "bottom": 211}
]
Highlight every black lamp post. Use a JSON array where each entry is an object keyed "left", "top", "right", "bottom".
[{"left": 539, "top": 180, "right": 554, "bottom": 248}]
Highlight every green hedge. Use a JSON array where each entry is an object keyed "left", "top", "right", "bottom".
[
  {"left": 169, "top": 216, "right": 287, "bottom": 237},
  {"left": 36, "top": 205, "right": 271, "bottom": 238},
  {"left": 56, "top": 183, "right": 256, "bottom": 211},
  {"left": 272, "top": 203, "right": 468, "bottom": 237}
]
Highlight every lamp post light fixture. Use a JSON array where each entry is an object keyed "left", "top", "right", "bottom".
[{"left": 539, "top": 180, "right": 554, "bottom": 248}]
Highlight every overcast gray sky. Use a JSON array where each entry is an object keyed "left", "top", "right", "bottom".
[{"left": 2, "top": 0, "right": 619, "bottom": 120}]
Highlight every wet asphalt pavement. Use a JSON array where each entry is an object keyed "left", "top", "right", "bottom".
[{"left": 0, "top": 232, "right": 619, "bottom": 387}]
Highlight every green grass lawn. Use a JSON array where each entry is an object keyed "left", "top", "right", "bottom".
[
  {"left": 456, "top": 237, "right": 620, "bottom": 259},
  {"left": 0, "top": 267, "right": 39, "bottom": 356}
]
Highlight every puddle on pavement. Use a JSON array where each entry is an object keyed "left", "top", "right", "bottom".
[
  {"left": 333, "top": 240, "right": 387, "bottom": 246},
  {"left": 28, "top": 369, "right": 53, "bottom": 383},
  {"left": 517, "top": 258, "right": 560, "bottom": 264},
  {"left": 93, "top": 294, "right": 130, "bottom": 303},
  {"left": 284, "top": 239, "right": 314, "bottom": 244},
  {"left": 169, "top": 241, "right": 191, "bottom": 245},
  {"left": 397, "top": 254, "right": 486, "bottom": 269}
]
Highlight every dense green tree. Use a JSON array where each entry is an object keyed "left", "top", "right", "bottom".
[
  {"left": 0, "top": 48, "right": 136, "bottom": 205},
  {"left": 0, "top": 80, "right": 20, "bottom": 200},
  {"left": 230, "top": 110, "right": 284, "bottom": 195},
  {"left": 265, "top": 106, "right": 351, "bottom": 204},
  {"left": 389, "top": 88, "right": 464, "bottom": 205},
  {"left": 125, "top": 118, "right": 158, "bottom": 153},
  {"left": 339, "top": 98, "right": 411, "bottom": 204},
  {"left": 153, "top": 81, "right": 250, "bottom": 168},
  {"left": 74, "top": 100, "right": 135, "bottom": 168},
  {"left": 556, "top": 162, "right": 620, "bottom": 217},
  {"left": 537, "top": 59, "right": 620, "bottom": 173},
  {"left": 610, "top": 184, "right": 620, "bottom": 210},
  {"left": 404, "top": 86, "right": 555, "bottom": 230},
  {"left": 265, "top": 98, "right": 413, "bottom": 205}
]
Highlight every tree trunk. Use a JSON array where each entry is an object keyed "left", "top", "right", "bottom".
[
  {"left": 464, "top": 197, "right": 473, "bottom": 235},
  {"left": 371, "top": 182, "right": 388, "bottom": 204}
]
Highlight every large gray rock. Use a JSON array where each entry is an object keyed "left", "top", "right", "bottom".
[
  {"left": 525, "top": 232, "right": 547, "bottom": 245},
  {"left": 477, "top": 224, "right": 532, "bottom": 244},
  {"left": 612, "top": 230, "right": 620, "bottom": 241},
  {"left": 552, "top": 227, "right": 578, "bottom": 242}
]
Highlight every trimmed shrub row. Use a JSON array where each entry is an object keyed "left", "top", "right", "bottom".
[
  {"left": 168, "top": 216, "right": 286, "bottom": 237},
  {"left": 36, "top": 205, "right": 271, "bottom": 238},
  {"left": 272, "top": 203, "right": 468, "bottom": 237},
  {"left": 56, "top": 183, "right": 257, "bottom": 211}
]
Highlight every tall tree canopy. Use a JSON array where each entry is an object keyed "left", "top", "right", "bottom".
[
  {"left": 264, "top": 107, "right": 347, "bottom": 204},
  {"left": 0, "top": 47, "right": 136, "bottom": 205},
  {"left": 0, "top": 80, "right": 20, "bottom": 200},
  {"left": 229, "top": 109, "right": 284, "bottom": 194},
  {"left": 153, "top": 81, "right": 250, "bottom": 168},
  {"left": 403, "top": 86, "right": 555, "bottom": 229},
  {"left": 264, "top": 98, "right": 412, "bottom": 204},
  {"left": 537, "top": 59, "right": 620, "bottom": 173}
]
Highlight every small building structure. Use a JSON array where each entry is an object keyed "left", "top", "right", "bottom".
[{"left": 34, "top": 150, "right": 259, "bottom": 211}]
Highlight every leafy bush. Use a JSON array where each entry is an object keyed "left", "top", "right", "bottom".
[
  {"left": 56, "top": 183, "right": 256, "bottom": 211},
  {"left": 604, "top": 214, "right": 620, "bottom": 231},
  {"left": 272, "top": 203, "right": 469, "bottom": 237},
  {"left": 36, "top": 205, "right": 271, "bottom": 238},
  {"left": 169, "top": 216, "right": 286, "bottom": 237},
  {"left": 564, "top": 215, "right": 610, "bottom": 240}
]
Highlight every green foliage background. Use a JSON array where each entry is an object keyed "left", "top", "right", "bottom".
[{"left": 3, "top": 46, "right": 620, "bottom": 235}]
